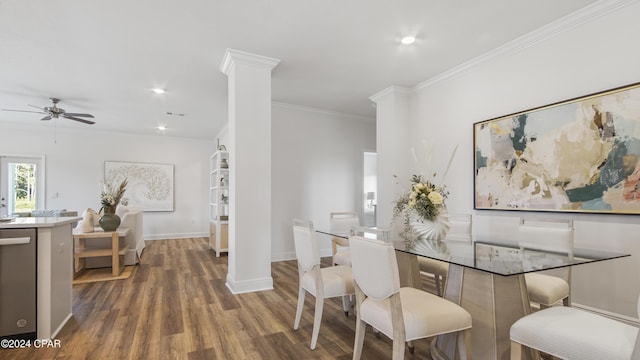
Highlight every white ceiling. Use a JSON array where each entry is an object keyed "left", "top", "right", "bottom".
[{"left": 0, "top": 0, "right": 600, "bottom": 140}]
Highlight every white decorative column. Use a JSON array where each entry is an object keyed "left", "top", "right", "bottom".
[
  {"left": 220, "top": 49, "right": 280, "bottom": 293},
  {"left": 369, "top": 86, "right": 413, "bottom": 228}
]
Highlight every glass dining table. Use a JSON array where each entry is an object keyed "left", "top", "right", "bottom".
[{"left": 316, "top": 229, "right": 630, "bottom": 360}]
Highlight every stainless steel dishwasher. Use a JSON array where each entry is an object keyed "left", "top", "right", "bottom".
[{"left": 0, "top": 228, "right": 37, "bottom": 340}]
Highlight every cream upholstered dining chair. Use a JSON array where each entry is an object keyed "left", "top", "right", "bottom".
[
  {"left": 349, "top": 233, "right": 472, "bottom": 360},
  {"left": 292, "top": 219, "right": 354, "bottom": 350},
  {"left": 329, "top": 212, "right": 360, "bottom": 266},
  {"left": 518, "top": 218, "right": 574, "bottom": 308},
  {"left": 417, "top": 214, "right": 472, "bottom": 296},
  {"left": 510, "top": 293, "right": 640, "bottom": 360}
]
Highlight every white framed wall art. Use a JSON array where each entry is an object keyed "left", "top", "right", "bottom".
[{"left": 104, "top": 161, "right": 174, "bottom": 211}]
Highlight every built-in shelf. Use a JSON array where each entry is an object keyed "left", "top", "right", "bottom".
[{"left": 209, "top": 150, "right": 229, "bottom": 257}]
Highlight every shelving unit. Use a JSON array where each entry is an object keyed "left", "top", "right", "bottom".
[{"left": 209, "top": 150, "right": 229, "bottom": 257}]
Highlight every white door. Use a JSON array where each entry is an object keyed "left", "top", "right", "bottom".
[{"left": 0, "top": 156, "right": 45, "bottom": 217}]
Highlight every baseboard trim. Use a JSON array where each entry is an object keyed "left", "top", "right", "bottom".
[
  {"left": 225, "top": 274, "right": 274, "bottom": 294},
  {"left": 143, "top": 232, "right": 208, "bottom": 240},
  {"left": 272, "top": 251, "right": 296, "bottom": 262},
  {"left": 51, "top": 312, "right": 73, "bottom": 339}
]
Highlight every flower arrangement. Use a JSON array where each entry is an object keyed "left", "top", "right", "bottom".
[
  {"left": 392, "top": 142, "right": 458, "bottom": 241},
  {"left": 100, "top": 179, "right": 128, "bottom": 214},
  {"left": 393, "top": 174, "right": 448, "bottom": 222}
]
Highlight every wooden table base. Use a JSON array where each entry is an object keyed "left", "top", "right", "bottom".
[
  {"left": 395, "top": 252, "right": 537, "bottom": 360},
  {"left": 435, "top": 265, "right": 537, "bottom": 360}
]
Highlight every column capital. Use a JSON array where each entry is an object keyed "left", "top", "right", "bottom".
[{"left": 220, "top": 48, "right": 281, "bottom": 76}]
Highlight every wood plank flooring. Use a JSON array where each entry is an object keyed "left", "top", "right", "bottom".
[{"left": 4, "top": 238, "right": 440, "bottom": 360}]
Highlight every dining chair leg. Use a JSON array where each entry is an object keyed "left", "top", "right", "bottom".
[
  {"left": 342, "top": 295, "right": 350, "bottom": 317},
  {"left": 352, "top": 317, "right": 366, "bottom": 360},
  {"left": 510, "top": 340, "right": 523, "bottom": 360},
  {"left": 310, "top": 294, "right": 324, "bottom": 349},
  {"left": 390, "top": 294, "right": 406, "bottom": 360},
  {"left": 293, "top": 286, "right": 306, "bottom": 329},
  {"left": 392, "top": 340, "right": 405, "bottom": 360},
  {"left": 353, "top": 283, "right": 366, "bottom": 360}
]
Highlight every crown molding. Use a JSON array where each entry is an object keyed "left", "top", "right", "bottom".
[
  {"left": 219, "top": 48, "right": 281, "bottom": 75},
  {"left": 414, "top": 0, "right": 638, "bottom": 92},
  {"left": 369, "top": 85, "right": 413, "bottom": 103}
]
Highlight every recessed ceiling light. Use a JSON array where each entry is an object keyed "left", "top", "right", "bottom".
[
  {"left": 156, "top": 125, "right": 167, "bottom": 131},
  {"left": 400, "top": 36, "right": 416, "bottom": 45},
  {"left": 152, "top": 88, "right": 166, "bottom": 94}
]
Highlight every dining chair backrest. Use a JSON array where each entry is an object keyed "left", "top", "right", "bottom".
[
  {"left": 349, "top": 235, "right": 400, "bottom": 301},
  {"left": 443, "top": 214, "right": 472, "bottom": 243},
  {"left": 293, "top": 219, "right": 320, "bottom": 271},
  {"left": 330, "top": 212, "right": 360, "bottom": 234},
  {"left": 350, "top": 226, "right": 391, "bottom": 242},
  {"left": 518, "top": 218, "right": 574, "bottom": 257}
]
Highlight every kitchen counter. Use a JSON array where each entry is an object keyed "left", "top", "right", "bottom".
[
  {"left": 0, "top": 216, "right": 80, "bottom": 339},
  {"left": 0, "top": 216, "right": 81, "bottom": 229}
]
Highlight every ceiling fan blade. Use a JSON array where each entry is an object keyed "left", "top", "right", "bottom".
[
  {"left": 63, "top": 115, "right": 95, "bottom": 125},
  {"left": 63, "top": 112, "right": 95, "bottom": 118},
  {"left": 1, "top": 109, "right": 47, "bottom": 114},
  {"left": 41, "top": 115, "right": 52, "bottom": 121},
  {"left": 28, "top": 104, "right": 46, "bottom": 110}
]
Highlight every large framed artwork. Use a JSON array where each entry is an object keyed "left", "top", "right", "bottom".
[
  {"left": 474, "top": 82, "right": 640, "bottom": 214},
  {"left": 104, "top": 161, "right": 174, "bottom": 212}
]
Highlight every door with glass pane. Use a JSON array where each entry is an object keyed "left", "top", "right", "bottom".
[{"left": 0, "top": 156, "right": 44, "bottom": 217}]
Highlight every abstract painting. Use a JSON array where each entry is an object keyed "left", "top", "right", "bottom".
[
  {"left": 104, "top": 161, "right": 174, "bottom": 211},
  {"left": 474, "top": 82, "right": 640, "bottom": 214}
]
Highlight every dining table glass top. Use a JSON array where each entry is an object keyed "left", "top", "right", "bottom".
[{"left": 316, "top": 229, "right": 630, "bottom": 276}]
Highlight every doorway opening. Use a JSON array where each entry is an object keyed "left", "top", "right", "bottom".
[
  {"left": 363, "top": 152, "right": 377, "bottom": 227},
  {"left": 0, "top": 156, "right": 45, "bottom": 217}
]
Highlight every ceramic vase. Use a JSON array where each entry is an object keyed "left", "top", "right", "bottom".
[
  {"left": 410, "top": 210, "right": 451, "bottom": 241},
  {"left": 99, "top": 206, "right": 121, "bottom": 231}
]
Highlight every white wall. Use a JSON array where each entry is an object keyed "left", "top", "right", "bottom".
[
  {"left": 0, "top": 123, "right": 214, "bottom": 240},
  {"left": 404, "top": 2, "right": 640, "bottom": 318},
  {"left": 271, "top": 103, "right": 376, "bottom": 261}
]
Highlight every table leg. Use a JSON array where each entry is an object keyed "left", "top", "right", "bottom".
[
  {"left": 74, "top": 238, "right": 86, "bottom": 274},
  {"left": 111, "top": 232, "right": 119, "bottom": 276},
  {"left": 434, "top": 265, "right": 536, "bottom": 360}
]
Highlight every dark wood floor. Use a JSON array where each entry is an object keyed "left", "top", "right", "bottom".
[{"left": 4, "top": 238, "right": 440, "bottom": 360}]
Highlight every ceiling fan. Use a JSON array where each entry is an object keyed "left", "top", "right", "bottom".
[{"left": 2, "top": 97, "right": 95, "bottom": 125}]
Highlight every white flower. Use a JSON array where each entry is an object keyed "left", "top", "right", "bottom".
[{"left": 427, "top": 191, "right": 444, "bottom": 205}]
